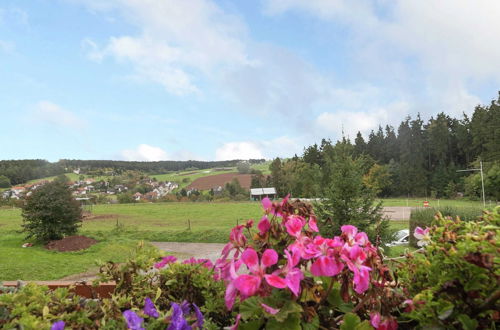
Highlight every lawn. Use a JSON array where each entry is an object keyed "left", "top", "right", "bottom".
[
  {"left": 0, "top": 201, "right": 411, "bottom": 281},
  {"left": 377, "top": 198, "right": 486, "bottom": 208}
]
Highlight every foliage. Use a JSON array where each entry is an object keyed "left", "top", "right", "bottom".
[
  {"left": 0, "top": 175, "right": 11, "bottom": 188},
  {"left": 398, "top": 208, "right": 500, "bottom": 328},
  {"left": 21, "top": 180, "right": 82, "bottom": 242},
  {"left": 315, "top": 141, "right": 390, "bottom": 244},
  {"left": 0, "top": 243, "right": 226, "bottom": 329},
  {"left": 237, "top": 161, "right": 251, "bottom": 174},
  {"left": 363, "top": 164, "right": 392, "bottom": 197},
  {"left": 98, "top": 243, "right": 230, "bottom": 327},
  {"left": 408, "top": 206, "right": 483, "bottom": 247}
]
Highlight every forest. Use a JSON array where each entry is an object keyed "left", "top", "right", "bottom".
[{"left": 265, "top": 92, "right": 500, "bottom": 199}]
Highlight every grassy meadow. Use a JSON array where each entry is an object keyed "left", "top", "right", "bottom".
[
  {"left": 377, "top": 198, "right": 486, "bottom": 208},
  {"left": 2, "top": 197, "right": 487, "bottom": 280}
]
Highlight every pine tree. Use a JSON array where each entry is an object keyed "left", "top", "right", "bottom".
[{"left": 315, "top": 141, "right": 391, "bottom": 244}]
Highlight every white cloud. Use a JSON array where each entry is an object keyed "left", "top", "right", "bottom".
[
  {"left": 215, "top": 142, "right": 263, "bottom": 161},
  {"left": 79, "top": 0, "right": 249, "bottom": 95},
  {"left": 34, "top": 101, "right": 86, "bottom": 128},
  {"left": 315, "top": 101, "right": 409, "bottom": 139},
  {"left": 121, "top": 144, "right": 168, "bottom": 161},
  {"left": 215, "top": 136, "right": 302, "bottom": 161},
  {"left": 263, "top": 0, "right": 500, "bottom": 112}
]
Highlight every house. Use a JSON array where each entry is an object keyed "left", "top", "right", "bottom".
[
  {"left": 133, "top": 192, "right": 143, "bottom": 201},
  {"left": 144, "top": 191, "right": 159, "bottom": 200},
  {"left": 250, "top": 187, "right": 277, "bottom": 200}
]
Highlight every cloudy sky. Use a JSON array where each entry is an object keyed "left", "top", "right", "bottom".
[{"left": 1, "top": 0, "right": 499, "bottom": 162}]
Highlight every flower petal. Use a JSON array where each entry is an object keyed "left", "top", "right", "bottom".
[
  {"left": 308, "top": 216, "right": 319, "bottom": 232},
  {"left": 234, "top": 274, "right": 261, "bottom": 297},
  {"left": 258, "top": 215, "right": 271, "bottom": 234},
  {"left": 311, "top": 256, "right": 344, "bottom": 277},
  {"left": 261, "top": 249, "right": 278, "bottom": 268},
  {"left": 241, "top": 248, "right": 259, "bottom": 271},
  {"left": 261, "top": 303, "right": 280, "bottom": 315},
  {"left": 264, "top": 274, "right": 287, "bottom": 288}
]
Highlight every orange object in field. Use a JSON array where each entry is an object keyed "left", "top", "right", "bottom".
[{"left": 423, "top": 201, "right": 429, "bottom": 207}]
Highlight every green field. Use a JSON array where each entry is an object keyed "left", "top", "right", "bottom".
[
  {"left": 377, "top": 198, "right": 487, "bottom": 208},
  {"left": 150, "top": 168, "right": 237, "bottom": 189},
  {"left": 0, "top": 202, "right": 264, "bottom": 280},
  {"left": 0, "top": 201, "right": 414, "bottom": 280},
  {"left": 251, "top": 161, "right": 272, "bottom": 174}
]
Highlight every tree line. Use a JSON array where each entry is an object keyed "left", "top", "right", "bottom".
[{"left": 267, "top": 92, "right": 500, "bottom": 199}]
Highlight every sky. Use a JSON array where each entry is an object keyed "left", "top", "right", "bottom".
[{"left": 1, "top": 0, "right": 499, "bottom": 162}]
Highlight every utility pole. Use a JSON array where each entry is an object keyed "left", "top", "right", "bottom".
[{"left": 457, "top": 160, "right": 486, "bottom": 207}]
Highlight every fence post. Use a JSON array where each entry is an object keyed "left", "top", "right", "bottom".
[{"left": 188, "top": 219, "right": 191, "bottom": 230}]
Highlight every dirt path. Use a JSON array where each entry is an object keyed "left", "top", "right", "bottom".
[
  {"left": 151, "top": 242, "right": 226, "bottom": 262},
  {"left": 382, "top": 207, "right": 414, "bottom": 220}
]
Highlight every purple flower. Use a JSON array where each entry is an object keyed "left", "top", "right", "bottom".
[
  {"left": 143, "top": 297, "right": 159, "bottom": 318},
  {"left": 180, "top": 300, "right": 191, "bottom": 315},
  {"left": 167, "top": 303, "right": 191, "bottom": 330},
  {"left": 51, "top": 321, "right": 65, "bottom": 330},
  {"left": 192, "top": 303, "right": 204, "bottom": 329},
  {"left": 123, "top": 310, "right": 145, "bottom": 330}
]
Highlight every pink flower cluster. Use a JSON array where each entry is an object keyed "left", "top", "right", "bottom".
[{"left": 215, "top": 197, "right": 379, "bottom": 310}]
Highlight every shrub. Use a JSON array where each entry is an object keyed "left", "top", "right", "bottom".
[
  {"left": 409, "top": 206, "right": 483, "bottom": 247},
  {"left": 21, "top": 180, "right": 82, "bottom": 242},
  {"left": 398, "top": 207, "right": 499, "bottom": 328}
]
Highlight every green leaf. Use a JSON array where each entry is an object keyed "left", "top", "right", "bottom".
[
  {"left": 340, "top": 313, "right": 361, "bottom": 330},
  {"left": 327, "top": 282, "right": 343, "bottom": 307},
  {"left": 266, "top": 313, "right": 301, "bottom": 330},
  {"left": 339, "top": 302, "right": 355, "bottom": 313},
  {"left": 240, "top": 296, "right": 262, "bottom": 320},
  {"left": 239, "top": 319, "right": 264, "bottom": 330},
  {"left": 457, "top": 314, "right": 478, "bottom": 330},
  {"left": 356, "top": 321, "right": 374, "bottom": 330},
  {"left": 42, "top": 305, "right": 49, "bottom": 319},
  {"left": 273, "top": 301, "right": 303, "bottom": 322},
  {"left": 301, "top": 315, "right": 320, "bottom": 330},
  {"left": 154, "top": 287, "right": 161, "bottom": 303}
]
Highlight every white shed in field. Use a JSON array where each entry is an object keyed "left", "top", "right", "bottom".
[{"left": 250, "top": 187, "right": 277, "bottom": 200}]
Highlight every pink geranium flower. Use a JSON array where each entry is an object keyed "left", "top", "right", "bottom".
[
  {"left": 154, "top": 256, "right": 177, "bottom": 269},
  {"left": 309, "top": 236, "right": 344, "bottom": 277},
  {"left": 308, "top": 216, "right": 319, "bottom": 232},
  {"left": 258, "top": 215, "right": 271, "bottom": 234},
  {"left": 265, "top": 247, "right": 304, "bottom": 296},
  {"left": 370, "top": 312, "right": 398, "bottom": 329},
  {"left": 232, "top": 248, "right": 278, "bottom": 298},
  {"left": 341, "top": 245, "right": 371, "bottom": 294},
  {"left": 285, "top": 215, "right": 305, "bottom": 238},
  {"left": 414, "top": 226, "right": 431, "bottom": 247},
  {"left": 221, "top": 225, "right": 247, "bottom": 260},
  {"left": 341, "top": 225, "right": 369, "bottom": 247}
]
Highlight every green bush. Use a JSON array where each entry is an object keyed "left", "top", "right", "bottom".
[
  {"left": 409, "top": 206, "right": 483, "bottom": 247},
  {"left": 398, "top": 207, "right": 499, "bottom": 328},
  {"left": 0, "top": 242, "right": 230, "bottom": 329},
  {"left": 21, "top": 180, "right": 82, "bottom": 242}
]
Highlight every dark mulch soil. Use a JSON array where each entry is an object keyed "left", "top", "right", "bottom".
[{"left": 45, "top": 235, "right": 98, "bottom": 252}]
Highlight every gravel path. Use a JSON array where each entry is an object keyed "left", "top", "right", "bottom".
[
  {"left": 382, "top": 206, "right": 414, "bottom": 220},
  {"left": 151, "top": 242, "right": 226, "bottom": 262}
]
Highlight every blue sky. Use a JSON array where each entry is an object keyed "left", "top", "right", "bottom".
[{"left": 1, "top": 0, "right": 499, "bottom": 162}]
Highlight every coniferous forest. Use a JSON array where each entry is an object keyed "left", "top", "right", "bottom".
[{"left": 268, "top": 92, "right": 500, "bottom": 200}]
